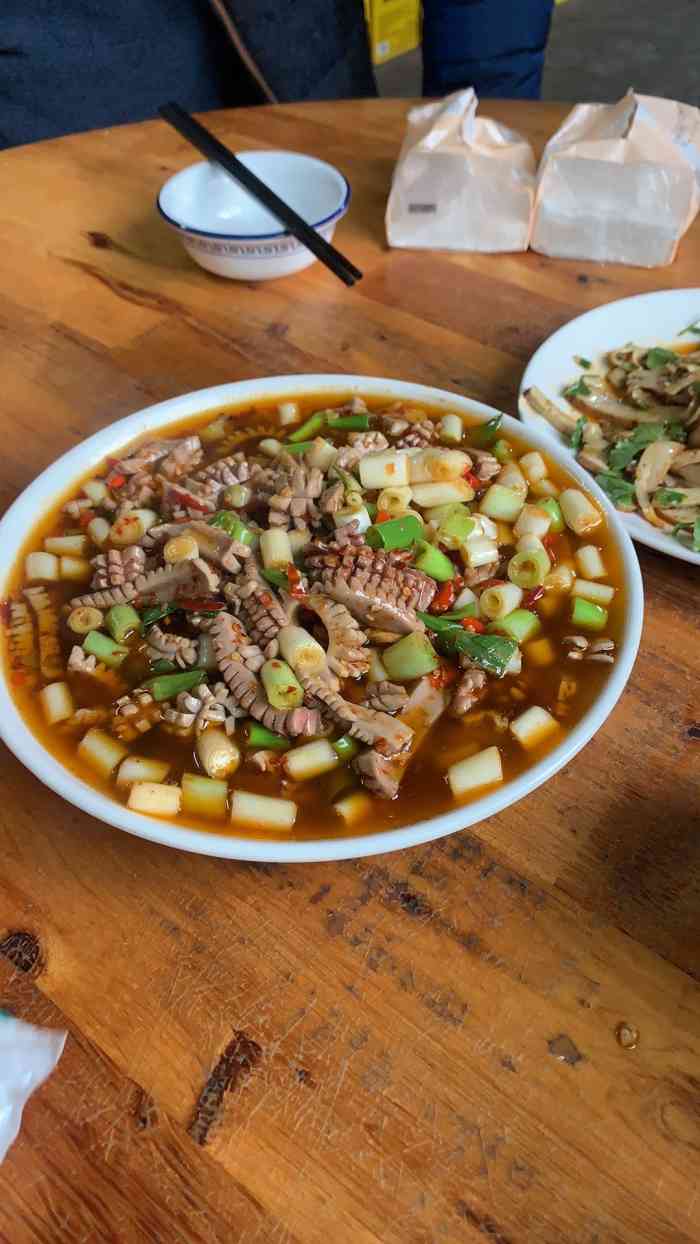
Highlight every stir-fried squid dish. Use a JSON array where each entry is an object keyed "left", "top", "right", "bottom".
[
  {"left": 3, "top": 395, "right": 623, "bottom": 838},
  {"left": 525, "top": 343, "right": 700, "bottom": 553}
]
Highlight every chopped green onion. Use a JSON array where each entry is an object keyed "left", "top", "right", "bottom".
[
  {"left": 576, "top": 356, "right": 592, "bottom": 370},
  {"left": 382, "top": 632, "right": 439, "bottom": 681},
  {"left": 365, "top": 501, "right": 378, "bottom": 519},
  {"left": 143, "top": 668, "right": 207, "bottom": 702},
  {"left": 645, "top": 347, "right": 677, "bottom": 369},
  {"left": 564, "top": 377, "right": 591, "bottom": 399},
  {"left": 492, "top": 438, "right": 514, "bottom": 464},
  {"left": 432, "top": 630, "right": 517, "bottom": 677},
  {"left": 150, "top": 658, "right": 178, "bottom": 674},
  {"left": 607, "top": 423, "right": 685, "bottom": 472},
  {"left": 244, "top": 721, "right": 291, "bottom": 751},
  {"left": 287, "top": 411, "right": 327, "bottom": 442},
  {"left": 140, "top": 602, "right": 179, "bottom": 629},
  {"left": 331, "top": 464, "right": 362, "bottom": 495},
  {"left": 260, "top": 658, "right": 304, "bottom": 709},
  {"left": 414, "top": 540, "right": 455, "bottom": 581},
  {"left": 83, "top": 629, "right": 129, "bottom": 669},
  {"left": 435, "top": 505, "right": 477, "bottom": 547},
  {"left": 489, "top": 609, "right": 541, "bottom": 644},
  {"left": 595, "top": 472, "right": 636, "bottom": 509},
  {"left": 570, "top": 597, "right": 608, "bottom": 631},
  {"left": 284, "top": 441, "right": 315, "bottom": 456},
  {"left": 537, "top": 497, "right": 564, "bottom": 533},
  {"left": 570, "top": 415, "right": 587, "bottom": 454},
  {"left": 366, "top": 513, "right": 423, "bottom": 551},
  {"left": 332, "top": 734, "right": 360, "bottom": 761},
  {"left": 261, "top": 567, "right": 289, "bottom": 589},
  {"left": 469, "top": 414, "right": 502, "bottom": 448},
  {"left": 209, "top": 511, "right": 254, "bottom": 543},
  {"left": 105, "top": 603, "right": 142, "bottom": 644},
  {"left": 653, "top": 488, "right": 686, "bottom": 507},
  {"left": 417, "top": 603, "right": 478, "bottom": 633},
  {"left": 507, "top": 549, "right": 550, "bottom": 589},
  {"left": 680, "top": 318, "right": 700, "bottom": 335},
  {"left": 326, "top": 414, "right": 370, "bottom": 432}
]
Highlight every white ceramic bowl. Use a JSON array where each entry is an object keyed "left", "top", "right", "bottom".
[
  {"left": 157, "top": 153, "right": 350, "bottom": 280},
  {"left": 0, "top": 375, "right": 643, "bottom": 863}
]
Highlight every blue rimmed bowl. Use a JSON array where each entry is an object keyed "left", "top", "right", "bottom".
[{"left": 157, "top": 151, "right": 351, "bottom": 281}]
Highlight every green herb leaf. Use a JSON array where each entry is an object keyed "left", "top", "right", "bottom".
[
  {"left": 595, "top": 472, "right": 636, "bottom": 509},
  {"left": 645, "top": 347, "right": 677, "bottom": 369},
  {"left": 576, "top": 356, "right": 592, "bottom": 369},
  {"left": 654, "top": 488, "right": 686, "bottom": 507},
  {"left": 469, "top": 414, "right": 503, "bottom": 448},
  {"left": 432, "top": 629, "right": 517, "bottom": 677},
  {"left": 564, "top": 377, "right": 591, "bottom": 400},
  {"left": 140, "top": 602, "right": 179, "bottom": 629},
  {"left": 680, "top": 318, "right": 700, "bottom": 335},
  {"left": 607, "top": 423, "right": 685, "bottom": 473},
  {"left": 570, "top": 415, "right": 587, "bottom": 454},
  {"left": 261, "top": 568, "right": 289, "bottom": 589}
]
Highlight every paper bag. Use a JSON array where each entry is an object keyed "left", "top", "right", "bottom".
[
  {"left": 531, "top": 91, "right": 700, "bottom": 267},
  {"left": 386, "top": 89, "right": 535, "bottom": 253}
]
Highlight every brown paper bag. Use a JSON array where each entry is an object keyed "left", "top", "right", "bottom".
[
  {"left": 386, "top": 89, "right": 535, "bottom": 253},
  {"left": 531, "top": 91, "right": 700, "bottom": 267}
]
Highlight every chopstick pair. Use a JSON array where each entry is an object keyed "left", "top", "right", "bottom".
[{"left": 158, "top": 102, "right": 362, "bottom": 287}]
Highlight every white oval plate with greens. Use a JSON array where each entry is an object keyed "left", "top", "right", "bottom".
[{"left": 519, "top": 289, "right": 700, "bottom": 567}]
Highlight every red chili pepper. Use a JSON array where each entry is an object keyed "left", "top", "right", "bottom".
[
  {"left": 430, "top": 580, "right": 456, "bottom": 613},
  {"left": 286, "top": 565, "right": 306, "bottom": 599},
  {"left": 429, "top": 662, "right": 458, "bottom": 689},
  {"left": 78, "top": 510, "right": 96, "bottom": 528},
  {"left": 107, "top": 472, "right": 126, "bottom": 489},
  {"left": 479, "top": 577, "right": 505, "bottom": 593},
  {"left": 542, "top": 533, "right": 559, "bottom": 563},
  {"left": 178, "top": 598, "right": 224, "bottom": 612},
  {"left": 522, "top": 586, "right": 545, "bottom": 609},
  {"left": 376, "top": 509, "right": 391, "bottom": 524},
  {"left": 0, "top": 599, "right": 11, "bottom": 626},
  {"left": 461, "top": 616, "right": 486, "bottom": 633},
  {"left": 171, "top": 488, "right": 208, "bottom": 512},
  {"left": 11, "top": 671, "right": 27, "bottom": 686},
  {"left": 463, "top": 469, "right": 481, "bottom": 491}
]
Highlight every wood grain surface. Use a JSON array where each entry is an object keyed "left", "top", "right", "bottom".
[{"left": 0, "top": 99, "right": 698, "bottom": 1244}]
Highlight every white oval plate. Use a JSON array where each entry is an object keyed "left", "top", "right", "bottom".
[
  {"left": 0, "top": 375, "right": 643, "bottom": 863},
  {"left": 519, "top": 288, "right": 700, "bottom": 567}
]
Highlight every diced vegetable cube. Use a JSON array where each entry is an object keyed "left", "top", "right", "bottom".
[
  {"left": 559, "top": 489, "right": 602, "bottom": 535},
  {"left": 261, "top": 659, "right": 304, "bottom": 709},
  {"left": 439, "top": 414, "right": 463, "bottom": 444},
  {"left": 414, "top": 540, "right": 456, "bottom": 581},
  {"left": 78, "top": 728, "right": 128, "bottom": 778},
  {"left": 284, "top": 740, "right": 340, "bottom": 782},
  {"left": 479, "top": 484, "right": 525, "bottom": 523},
  {"left": 116, "top": 756, "right": 171, "bottom": 787},
  {"left": 411, "top": 480, "right": 474, "bottom": 507},
  {"left": 196, "top": 729, "right": 240, "bottom": 779},
  {"left": 509, "top": 706, "right": 559, "bottom": 749},
  {"left": 83, "top": 630, "right": 129, "bottom": 669},
  {"left": 164, "top": 534, "right": 199, "bottom": 563},
  {"left": 489, "top": 609, "right": 541, "bottom": 644},
  {"left": 278, "top": 625, "right": 326, "bottom": 676},
  {"left": 359, "top": 450, "right": 410, "bottom": 489},
  {"left": 39, "top": 681, "right": 75, "bottom": 725},
  {"left": 575, "top": 545, "right": 606, "bottom": 579},
  {"left": 230, "top": 790, "right": 297, "bottom": 832},
  {"left": 87, "top": 516, "right": 111, "bottom": 547},
  {"left": 334, "top": 791, "right": 373, "bottom": 824},
  {"left": 182, "top": 773, "right": 228, "bottom": 819},
  {"left": 25, "top": 552, "right": 59, "bottom": 583},
  {"left": 382, "top": 632, "right": 439, "bottom": 681},
  {"left": 538, "top": 497, "right": 564, "bottom": 533},
  {"left": 462, "top": 536, "right": 499, "bottom": 569},
  {"left": 260, "top": 528, "right": 293, "bottom": 570},
  {"left": 127, "top": 781, "right": 182, "bottom": 816},
  {"left": 523, "top": 638, "right": 557, "bottom": 667},
  {"left": 277, "top": 400, "right": 300, "bottom": 425},
  {"left": 479, "top": 583, "right": 523, "bottom": 620},
  {"left": 513, "top": 504, "right": 551, "bottom": 540},
  {"left": 67, "top": 606, "right": 104, "bottom": 635},
  {"left": 571, "top": 579, "right": 615, "bottom": 606},
  {"left": 495, "top": 463, "right": 528, "bottom": 498},
  {"left": 518, "top": 451, "right": 547, "bottom": 483},
  {"left": 105, "top": 604, "right": 142, "bottom": 643},
  {"left": 408, "top": 448, "right": 470, "bottom": 483},
  {"left": 59, "top": 556, "right": 92, "bottom": 582},
  {"left": 44, "top": 534, "right": 88, "bottom": 556},
  {"left": 448, "top": 746, "right": 503, "bottom": 798},
  {"left": 570, "top": 597, "right": 608, "bottom": 631}
]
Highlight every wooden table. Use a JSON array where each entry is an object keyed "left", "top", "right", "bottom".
[{"left": 1, "top": 99, "right": 698, "bottom": 1244}]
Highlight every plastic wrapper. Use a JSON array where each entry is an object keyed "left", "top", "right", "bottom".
[
  {"left": 386, "top": 88, "right": 535, "bottom": 253},
  {"left": 0, "top": 1012, "right": 66, "bottom": 1162},
  {"left": 531, "top": 90, "right": 700, "bottom": 267}
]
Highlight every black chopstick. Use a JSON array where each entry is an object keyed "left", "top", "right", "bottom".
[{"left": 158, "top": 102, "right": 362, "bottom": 287}]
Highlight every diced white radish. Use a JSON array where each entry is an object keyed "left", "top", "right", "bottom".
[
  {"left": 479, "top": 484, "right": 524, "bottom": 523},
  {"left": 78, "top": 728, "right": 128, "bottom": 778},
  {"left": 544, "top": 565, "right": 575, "bottom": 593},
  {"left": 439, "top": 414, "right": 463, "bottom": 444},
  {"left": 59, "top": 556, "right": 92, "bottom": 581},
  {"left": 530, "top": 478, "right": 560, "bottom": 498},
  {"left": 513, "top": 504, "right": 551, "bottom": 539},
  {"left": 523, "top": 638, "right": 557, "bottom": 667},
  {"left": 130, "top": 508, "right": 158, "bottom": 534},
  {"left": 277, "top": 400, "right": 299, "bottom": 426},
  {"left": 408, "top": 448, "right": 470, "bottom": 483},
  {"left": 196, "top": 728, "right": 240, "bottom": 779},
  {"left": 199, "top": 416, "right": 228, "bottom": 443},
  {"left": 478, "top": 514, "right": 498, "bottom": 540},
  {"left": 479, "top": 583, "right": 523, "bottom": 620},
  {"left": 305, "top": 438, "right": 337, "bottom": 472},
  {"left": 182, "top": 773, "right": 228, "bottom": 819},
  {"left": 377, "top": 485, "right": 413, "bottom": 514},
  {"left": 335, "top": 791, "right": 373, "bottom": 825},
  {"left": 496, "top": 463, "right": 528, "bottom": 499},
  {"left": 44, "top": 534, "right": 88, "bottom": 556},
  {"left": 575, "top": 545, "right": 606, "bottom": 579},
  {"left": 82, "top": 479, "right": 109, "bottom": 504},
  {"left": 462, "top": 536, "right": 499, "bottom": 569},
  {"left": 411, "top": 479, "right": 474, "bottom": 507},
  {"left": 164, "top": 534, "right": 198, "bottom": 563},
  {"left": 448, "top": 746, "right": 503, "bottom": 798},
  {"left": 230, "top": 790, "right": 297, "bottom": 832},
  {"left": 25, "top": 552, "right": 59, "bottom": 583},
  {"left": 509, "top": 706, "right": 559, "bottom": 749},
  {"left": 571, "top": 578, "right": 615, "bottom": 605},
  {"left": 87, "top": 516, "right": 111, "bottom": 548},
  {"left": 284, "top": 739, "right": 339, "bottom": 782},
  {"left": 559, "top": 489, "right": 602, "bottom": 535},
  {"left": 454, "top": 585, "right": 477, "bottom": 609},
  {"left": 334, "top": 505, "right": 372, "bottom": 533},
  {"left": 367, "top": 649, "right": 388, "bottom": 682},
  {"left": 288, "top": 527, "right": 311, "bottom": 556},
  {"left": 223, "top": 483, "right": 251, "bottom": 508},
  {"left": 259, "top": 438, "right": 282, "bottom": 457},
  {"left": 278, "top": 625, "right": 326, "bottom": 676},
  {"left": 39, "top": 681, "right": 75, "bottom": 725},
  {"left": 109, "top": 513, "right": 145, "bottom": 547},
  {"left": 359, "top": 450, "right": 410, "bottom": 489},
  {"left": 518, "top": 451, "right": 547, "bottom": 483},
  {"left": 260, "top": 528, "right": 293, "bottom": 570},
  {"left": 116, "top": 756, "right": 171, "bottom": 788},
  {"left": 67, "top": 606, "right": 104, "bottom": 635},
  {"left": 128, "top": 781, "right": 181, "bottom": 816}
]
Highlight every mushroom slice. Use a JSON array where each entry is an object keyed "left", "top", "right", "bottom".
[{"left": 634, "top": 441, "right": 683, "bottom": 528}]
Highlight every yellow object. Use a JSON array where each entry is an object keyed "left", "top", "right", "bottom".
[{"left": 366, "top": 0, "right": 421, "bottom": 66}]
